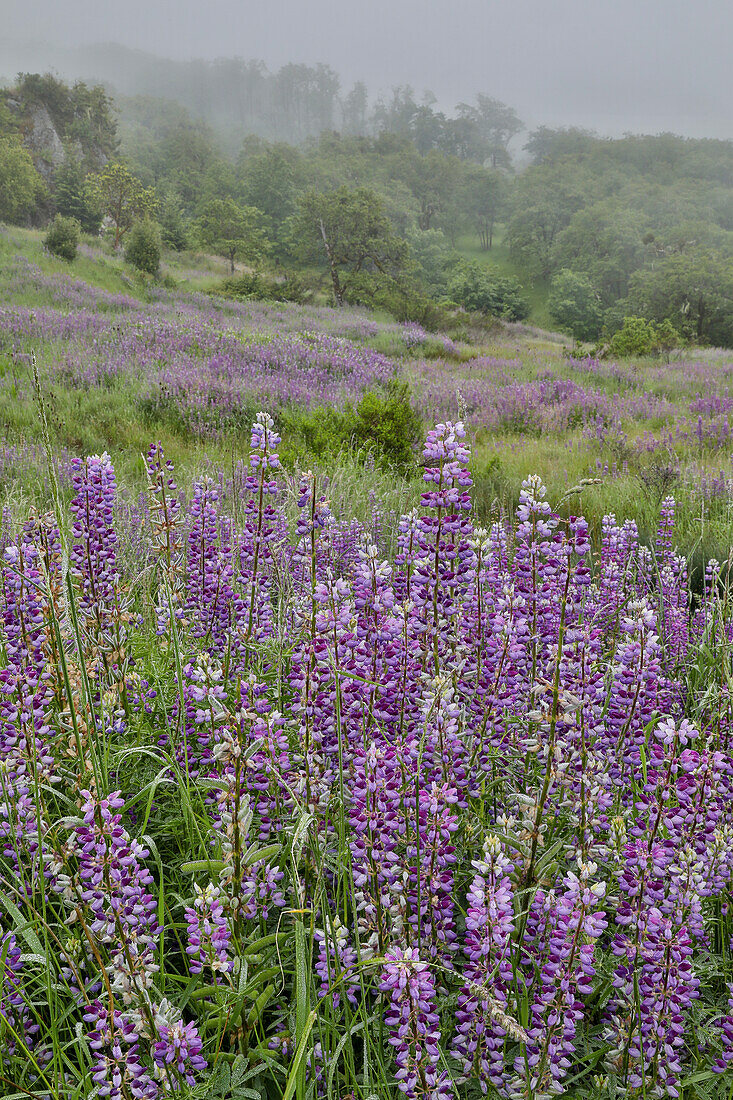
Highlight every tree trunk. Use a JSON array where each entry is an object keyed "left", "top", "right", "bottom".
[
  {"left": 113, "top": 194, "right": 124, "bottom": 249},
  {"left": 319, "top": 218, "right": 343, "bottom": 306}
]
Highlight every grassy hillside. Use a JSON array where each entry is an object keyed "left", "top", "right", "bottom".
[
  {"left": 2, "top": 228, "right": 733, "bottom": 571},
  {"left": 455, "top": 228, "right": 552, "bottom": 329}
]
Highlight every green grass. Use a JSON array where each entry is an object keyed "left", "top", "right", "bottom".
[
  {"left": 454, "top": 227, "right": 553, "bottom": 330},
  {"left": 0, "top": 225, "right": 146, "bottom": 300},
  {"left": 0, "top": 225, "right": 277, "bottom": 300}
]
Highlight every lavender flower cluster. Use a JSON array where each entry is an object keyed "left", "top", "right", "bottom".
[{"left": 2, "top": 408, "right": 733, "bottom": 1096}]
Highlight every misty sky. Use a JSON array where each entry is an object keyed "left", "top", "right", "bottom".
[{"left": 2, "top": 0, "right": 732, "bottom": 138}]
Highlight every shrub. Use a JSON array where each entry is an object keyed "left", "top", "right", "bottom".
[
  {"left": 124, "top": 219, "right": 162, "bottom": 276},
  {"left": 446, "top": 261, "right": 530, "bottom": 321},
  {"left": 548, "top": 269, "right": 603, "bottom": 342},
  {"left": 216, "top": 270, "right": 308, "bottom": 304},
  {"left": 44, "top": 214, "right": 80, "bottom": 261},
  {"left": 344, "top": 273, "right": 449, "bottom": 330},
  {"left": 279, "top": 380, "right": 423, "bottom": 469},
  {"left": 603, "top": 316, "right": 680, "bottom": 359},
  {"left": 348, "top": 379, "right": 423, "bottom": 467}
]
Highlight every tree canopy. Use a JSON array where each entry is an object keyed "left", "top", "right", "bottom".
[
  {"left": 196, "top": 197, "right": 270, "bottom": 273},
  {"left": 295, "top": 187, "right": 408, "bottom": 306},
  {"left": 548, "top": 269, "right": 604, "bottom": 342},
  {"left": 85, "top": 162, "right": 158, "bottom": 246},
  {"left": 0, "top": 138, "right": 45, "bottom": 224}
]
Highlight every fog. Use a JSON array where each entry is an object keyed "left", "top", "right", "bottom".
[{"left": 1, "top": 0, "right": 731, "bottom": 138}]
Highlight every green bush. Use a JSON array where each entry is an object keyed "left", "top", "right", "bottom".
[
  {"left": 348, "top": 379, "right": 423, "bottom": 467},
  {"left": 343, "top": 273, "right": 448, "bottom": 330},
  {"left": 216, "top": 270, "right": 308, "bottom": 304},
  {"left": 44, "top": 214, "right": 80, "bottom": 261},
  {"left": 603, "top": 316, "right": 680, "bottom": 359},
  {"left": 158, "top": 195, "right": 189, "bottom": 251},
  {"left": 548, "top": 269, "right": 603, "bottom": 342},
  {"left": 125, "top": 219, "right": 162, "bottom": 276},
  {"left": 446, "top": 261, "right": 529, "bottom": 321},
  {"left": 280, "top": 380, "right": 423, "bottom": 469}
]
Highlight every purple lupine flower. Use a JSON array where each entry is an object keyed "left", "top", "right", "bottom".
[
  {"left": 145, "top": 442, "right": 184, "bottom": 636},
  {"left": 517, "top": 865, "right": 607, "bottom": 1097},
  {"left": 83, "top": 1001, "right": 157, "bottom": 1100},
  {"left": 314, "top": 915, "right": 358, "bottom": 1008},
  {"left": 452, "top": 835, "right": 517, "bottom": 1092},
  {"left": 0, "top": 928, "right": 39, "bottom": 1055},
  {"left": 69, "top": 790, "right": 161, "bottom": 1004},
  {"left": 379, "top": 947, "right": 451, "bottom": 1099},
  {"left": 184, "top": 882, "right": 232, "bottom": 976},
  {"left": 152, "top": 1009, "right": 207, "bottom": 1090},
  {"left": 69, "top": 453, "right": 124, "bottom": 650},
  {"left": 237, "top": 411, "right": 283, "bottom": 650}
]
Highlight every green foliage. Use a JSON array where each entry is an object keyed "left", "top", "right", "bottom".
[
  {"left": 0, "top": 137, "right": 45, "bottom": 224},
  {"left": 551, "top": 203, "right": 646, "bottom": 306},
  {"left": 216, "top": 270, "right": 309, "bottom": 304},
  {"left": 44, "top": 214, "right": 80, "bottom": 261},
  {"left": 504, "top": 131, "right": 733, "bottom": 342},
  {"left": 281, "top": 380, "right": 422, "bottom": 468},
  {"left": 196, "top": 197, "right": 270, "bottom": 274},
  {"left": 157, "top": 192, "right": 189, "bottom": 251},
  {"left": 54, "top": 154, "right": 102, "bottom": 233},
  {"left": 343, "top": 272, "right": 448, "bottom": 329},
  {"left": 627, "top": 249, "right": 733, "bottom": 346},
  {"left": 524, "top": 126, "right": 597, "bottom": 166},
  {"left": 155, "top": 120, "right": 221, "bottom": 209},
  {"left": 399, "top": 149, "right": 458, "bottom": 231},
  {"left": 14, "top": 72, "right": 118, "bottom": 162},
  {"left": 447, "top": 260, "right": 530, "bottom": 321},
  {"left": 603, "top": 316, "right": 680, "bottom": 358},
  {"left": 548, "top": 268, "right": 603, "bottom": 341},
  {"left": 238, "top": 143, "right": 299, "bottom": 240},
  {"left": 348, "top": 379, "right": 423, "bottom": 466},
  {"left": 9, "top": 70, "right": 733, "bottom": 345},
  {"left": 86, "top": 162, "right": 158, "bottom": 247},
  {"left": 506, "top": 164, "right": 586, "bottom": 279},
  {"left": 404, "top": 227, "right": 455, "bottom": 293},
  {"left": 455, "top": 95, "right": 522, "bottom": 168},
  {"left": 124, "top": 219, "right": 162, "bottom": 275},
  {"left": 461, "top": 165, "right": 507, "bottom": 250},
  {"left": 294, "top": 186, "right": 408, "bottom": 306}
]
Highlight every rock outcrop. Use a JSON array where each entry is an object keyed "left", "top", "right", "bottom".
[{"left": 22, "top": 104, "right": 66, "bottom": 182}]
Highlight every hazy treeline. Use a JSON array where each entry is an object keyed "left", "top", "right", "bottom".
[{"left": 1, "top": 43, "right": 522, "bottom": 156}]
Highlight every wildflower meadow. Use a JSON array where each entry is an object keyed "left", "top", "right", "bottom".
[
  {"left": 2, "top": 235, "right": 733, "bottom": 1098},
  {"left": 1, "top": 404, "right": 733, "bottom": 1099}
]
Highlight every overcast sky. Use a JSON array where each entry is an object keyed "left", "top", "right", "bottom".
[{"left": 2, "top": 0, "right": 731, "bottom": 137}]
